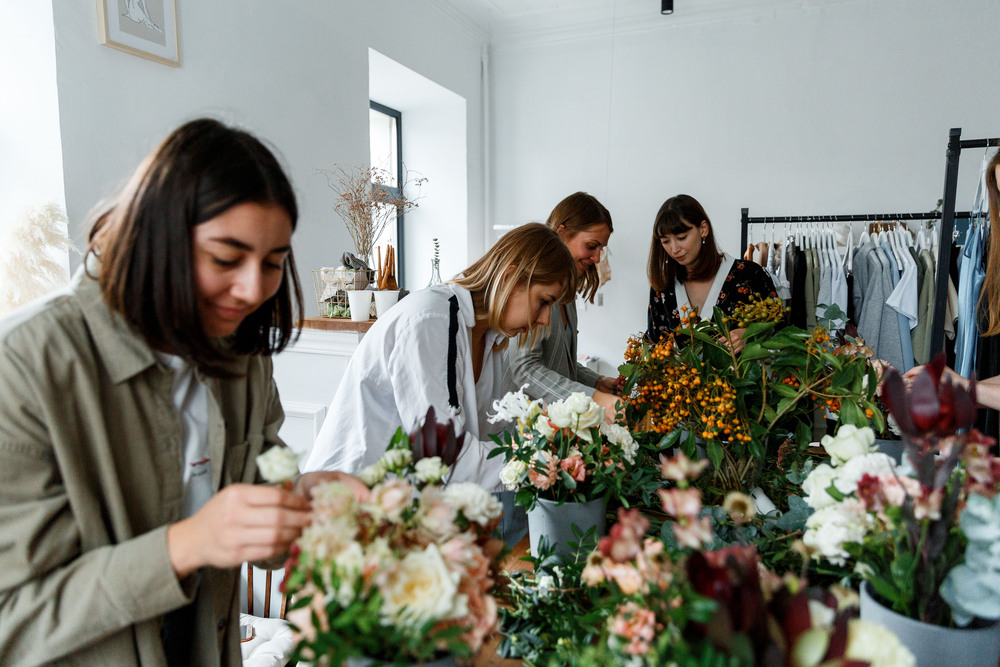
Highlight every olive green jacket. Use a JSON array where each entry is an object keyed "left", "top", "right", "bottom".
[{"left": 0, "top": 268, "right": 284, "bottom": 666}]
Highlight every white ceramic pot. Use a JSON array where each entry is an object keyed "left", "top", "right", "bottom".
[
  {"left": 526, "top": 496, "right": 605, "bottom": 562},
  {"left": 346, "top": 290, "right": 372, "bottom": 322},
  {"left": 859, "top": 581, "right": 1000, "bottom": 667}
]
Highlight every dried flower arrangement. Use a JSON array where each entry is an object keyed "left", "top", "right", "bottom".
[
  {"left": 317, "top": 164, "right": 426, "bottom": 262},
  {"left": 0, "top": 202, "right": 77, "bottom": 316}
]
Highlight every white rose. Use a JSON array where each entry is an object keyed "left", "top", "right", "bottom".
[
  {"left": 381, "top": 544, "right": 465, "bottom": 626},
  {"left": 844, "top": 619, "right": 916, "bottom": 667},
  {"left": 534, "top": 414, "right": 557, "bottom": 439},
  {"left": 802, "top": 463, "right": 840, "bottom": 509},
  {"left": 834, "top": 453, "right": 899, "bottom": 495},
  {"left": 359, "top": 462, "right": 387, "bottom": 487},
  {"left": 547, "top": 392, "right": 605, "bottom": 431},
  {"left": 602, "top": 423, "right": 638, "bottom": 465},
  {"left": 256, "top": 446, "right": 300, "bottom": 483},
  {"left": 803, "top": 499, "right": 870, "bottom": 566},
  {"left": 414, "top": 456, "right": 450, "bottom": 484},
  {"left": 499, "top": 459, "right": 529, "bottom": 491},
  {"left": 442, "top": 482, "right": 503, "bottom": 525},
  {"left": 381, "top": 448, "right": 413, "bottom": 473},
  {"left": 331, "top": 541, "right": 364, "bottom": 606},
  {"left": 822, "top": 425, "right": 877, "bottom": 466}
]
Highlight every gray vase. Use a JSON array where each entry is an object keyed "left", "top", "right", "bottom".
[
  {"left": 859, "top": 581, "right": 1000, "bottom": 667},
  {"left": 345, "top": 653, "right": 458, "bottom": 666},
  {"left": 526, "top": 496, "right": 605, "bottom": 562}
]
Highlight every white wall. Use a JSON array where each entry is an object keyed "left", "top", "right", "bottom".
[
  {"left": 0, "top": 3, "right": 65, "bottom": 242},
  {"left": 369, "top": 48, "right": 469, "bottom": 288},
  {"left": 489, "top": 0, "right": 1000, "bottom": 375},
  {"left": 50, "top": 0, "right": 487, "bottom": 316}
]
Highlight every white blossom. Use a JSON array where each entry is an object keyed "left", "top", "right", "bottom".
[
  {"left": 358, "top": 462, "right": 387, "bottom": 487},
  {"left": 803, "top": 499, "right": 871, "bottom": 566},
  {"left": 602, "top": 423, "right": 638, "bottom": 464},
  {"left": 489, "top": 385, "right": 542, "bottom": 424},
  {"left": 802, "top": 463, "right": 840, "bottom": 509},
  {"left": 547, "top": 392, "right": 604, "bottom": 431},
  {"left": 821, "top": 424, "right": 877, "bottom": 466},
  {"left": 442, "top": 482, "right": 503, "bottom": 524},
  {"left": 255, "top": 446, "right": 300, "bottom": 483},
  {"left": 380, "top": 544, "right": 465, "bottom": 626},
  {"left": 380, "top": 448, "right": 413, "bottom": 473},
  {"left": 414, "top": 456, "right": 450, "bottom": 484},
  {"left": 499, "top": 459, "right": 529, "bottom": 491}
]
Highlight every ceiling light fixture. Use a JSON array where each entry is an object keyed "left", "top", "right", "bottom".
[{"left": 661, "top": 0, "right": 673, "bottom": 14}]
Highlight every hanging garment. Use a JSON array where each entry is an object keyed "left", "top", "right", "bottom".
[
  {"left": 911, "top": 248, "right": 936, "bottom": 366},
  {"left": 880, "top": 241, "right": 915, "bottom": 372},
  {"left": 867, "top": 245, "right": 906, "bottom": 372},
  {"left": 804, "top": 248, "right": 817, "bottom": 328},
  {"left": 955, "top": 221, "right": 987, "bottom": 378},
  {"left": 789, "top": 247, "right": 808, "bottom": 329}
]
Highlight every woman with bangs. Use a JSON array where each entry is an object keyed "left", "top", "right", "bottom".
[
  {"left": 304, "top": 223, "right": 577, "bottom": 504},
  {"left": 646, "top": 194, "right": 777, "bottom": 351}
]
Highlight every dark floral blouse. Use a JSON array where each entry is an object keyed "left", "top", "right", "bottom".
[{"left": 646, "top": 259, "right": 778, "bottom": 343}]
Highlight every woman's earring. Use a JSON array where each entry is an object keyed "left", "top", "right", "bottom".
[{"left": 701, "top": 237, "right": 706, "bottom": 245}]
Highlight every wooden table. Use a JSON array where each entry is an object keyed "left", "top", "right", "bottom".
[{"left": 474, "top": 538, "right": 533, "bottom": 666}]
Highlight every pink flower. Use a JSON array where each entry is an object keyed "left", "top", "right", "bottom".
[
  {"left": 368, "top": 479, "right": 413, "bottom": 522},
  {"left": 457, "top": 578, "right": 498, "bottom": 653},
  {"left": 609, "top": 602, "right": 657, "bottom": 655},
  {"left": 658, "top": 487, "right": 702, "bottom": 519},
  {"left": 559, "top": 453, "right": 587, "bottom": 482},
  {"left": 659, "top": 451, "right": 709, "bottom": 482},
  {"left": 913, "top": 487, "right": 944, "bottom": 520},
  {"left": 528, "top": 452, "right": 559, "bottom": 490},
  {"left": 598, "top": 508, "right": 650, "bottom": 562},
  {"left": 673, "top": 516, "right": 713, "bottom": 549}
]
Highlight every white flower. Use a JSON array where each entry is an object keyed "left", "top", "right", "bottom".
[
  {"left": 414, "top": 456, "right": 449, "bottom": 484},
  {"left": 331, "top": 541, "right": 364, "bottom": 606},
  {"left": 547, "top": 392, "right": 605, "bottom": 431},
  {"left": 534, "top": 414, "right": 556, "bottom": 439},
  {"left": 821, "top": 424, "right": 877, "bottom": 466},
  {"left": 489, "top": 385, "right": 542, "bottom": 424},
  {"left": 358, "top": 462, "right": 387, "bottom": 487},
  {"left": 255, "top": 445, "right": 300, "bottom": 483},
  {"left": 802, "top": 463, "right": 840, "bottom": 509},
  {"left": 442, "top": 482, "right": 503, "bottom": 525},
  {"left": 381, "top": 543, "right": 465, "bottom": 626},
  {"left": 844, "top": 619, "right": 916, "bottom": 667},
  {"left": 499, "top": 459, "right": 529, "bottom": 491},
  {"left": 833, "top": 452, "right": 899, "bottom": 495},
  {"left": 803, "top": 499, "right": 871, "bottom": 566},
  {"left": 380, "top": 448, "right": 413, "bottom": 473},
  {"left": 537, "top": 574, "right": 556, "bottom": 596},
  {"left": 602, "top": 423, "right": 638, "bottom": 465}
]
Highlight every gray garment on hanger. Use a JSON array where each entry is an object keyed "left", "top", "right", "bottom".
[
  {"left": 852, "top": 245, "right": 871, "bottom": 325},
  {"left": 857, "top": 246, "right": 904, "bottom": 372},
  {"left": 911, "top": 249, "right": 936, "bottom": 366},
  {"left": 804, "top": 249, "right": 817, "bottom": 328}
]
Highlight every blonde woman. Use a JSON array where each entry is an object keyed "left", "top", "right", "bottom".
[
  {"left": 506, "top": 192, "right": 620, "bottom": 415},
  {"left": 304, "top": 223, "right": 577, "bottom": 496}
]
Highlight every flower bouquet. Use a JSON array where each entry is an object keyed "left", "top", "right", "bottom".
[
  {"left": 283, "top": 408, "right": 505, "bottom": 666},
  {"left": 801, "top": 355, "right": 1000, "bottom": 665},
  {"left": 488, "top": 388, "right": 639, "bottom": 559},
  {"left": 620, "top": 299, "right": 882, "bottom": 503}
]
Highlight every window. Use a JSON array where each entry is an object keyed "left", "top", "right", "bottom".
[{"left": 369, "top": 101, "right": 404, "bottom": 286}]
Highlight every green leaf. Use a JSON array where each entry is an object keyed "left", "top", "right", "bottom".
[
  {"left": 738, "top": 342, "right": 770, "bottom": 361},
  {"left": 838, "top": 400, "right": 865, "bottom": 426},
  {"left": 706, "top": 440, "right": 723, "bottom": 468},
  {"left": 771, "top": 383, "right": 800, "bottom": 398}
]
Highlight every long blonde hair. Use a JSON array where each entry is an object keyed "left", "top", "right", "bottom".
[
  {"left": 450, "top": 222, "right": 576, "bottom": 348},
  {"left": 979, "top": 149, "right": 1000, "bottom": 336}
]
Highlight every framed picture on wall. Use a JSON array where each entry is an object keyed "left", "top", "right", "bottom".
[{"left": 97, "top": 0, "right": 180, "bottom": 67}]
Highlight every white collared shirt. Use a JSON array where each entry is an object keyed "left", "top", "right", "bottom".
[{"left": 303, "top": 284, "right": 509, "bottom": 492}]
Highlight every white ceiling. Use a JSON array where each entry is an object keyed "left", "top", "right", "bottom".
[{"left": 433, "top": 0, "right": 858, "bottom": 47}]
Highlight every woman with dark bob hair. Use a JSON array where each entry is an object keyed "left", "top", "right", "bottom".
[
  {"left": 646, "top": 194, "right": 777, "bottom": 349},
  {"left": 0, "top": 118, "right": 357, "bottom": 666}
]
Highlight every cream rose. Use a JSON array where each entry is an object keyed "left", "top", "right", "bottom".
[
  {"left": 380, "top": 543, "right": 464, "bottom": 626},
  {"left": 358, "top": 462, "right": 387, "bottom": 487},
  {"left": 414, "top": 456, "right": 449, "bottom": 484},
  {"left": 802, "top": 463, "right": 840, "bottom": 509},
  {"left": 380, "top": 448, "right": 413, "bottom": 473},
  {"left": 442, "top": 482, "right": 503, "bottom": 525},
  {"left": 547, "top": 392, "right": 605, "bottom": 430},
  {"left": 499, "top": 459, "right": 529, "bottom": 491},
  {"left": 821, "top": 425, "right": 877, "bottom": 466},
  {"left": 255, "top": 445, "right": 300, "bottom": 483}
]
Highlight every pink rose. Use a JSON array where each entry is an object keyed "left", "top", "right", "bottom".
[
  {"left": 528, "top": 452, "right": 559, "bottom": 490},
  {"left": 657, "top": 487, "right": 702, "bottom": 519},
  {"left": 559, "top": 453, "right": 587, "bottom": 482},
  {"left": 368, "top": 479, "right": 413, "bottom": 522},
  {"left": 610, "top": 602, "right": 657, "bottom": 656},
  {"left": 673, "top": 515, "right": 713, "bottom": 549}
]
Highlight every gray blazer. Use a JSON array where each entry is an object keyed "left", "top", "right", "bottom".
[{"left": 504, "top": 300, "right": 601, "bottom": 403}]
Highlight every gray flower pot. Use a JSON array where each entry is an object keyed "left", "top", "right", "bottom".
[
  {"left": 346, "top": 653, "right": 457, "bottom": 666},
  {"left": 860, "top": 581, "right": 1000, "bottom": 667},
  {"left": 527, "top": 496, "right": 605, "bottom": 562}
]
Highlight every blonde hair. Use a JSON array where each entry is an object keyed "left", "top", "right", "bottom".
[
  {"left": 980, "top": 149, "right": 1000, "bottom": 336},
  {"left": 450, "top": 222, "right": 576, "bottom": 349}
]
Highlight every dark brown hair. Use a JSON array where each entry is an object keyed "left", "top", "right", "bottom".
[
  {"left": 86, "top": 118, "right": 303, "bottom": 377},
  {"left": 647, "top": 194, "right": 722, "bottom": 291},
  {"left": 451, "top": 222, "right": 576, "bottom": 350},
  {"left": 980, "top": 149, "right": 1000, "bottom": 335},
  {"left": 546, "top": 191, "right": 613, "bottom": 303}
]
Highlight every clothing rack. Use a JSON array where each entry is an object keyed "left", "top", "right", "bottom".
[{"left": 740, "top": 127, "right": 999, "bottom": 358}]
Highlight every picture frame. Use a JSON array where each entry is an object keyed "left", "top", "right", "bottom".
[{"left": 97, "top": 0, "right": 179, "bottom": 67}]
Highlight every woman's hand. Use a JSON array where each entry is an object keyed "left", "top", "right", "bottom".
[
  {"left": 166, "top": 483, "right": 312, "bottom": 580},
  {"left": 595, "top": 375, "right": 625, "bottom": 396},
  {"left": 903, "top": 363, "right": 968, "bottom": 389},
  {"left": 719, "top": 327, "right": 747, "bottom": 354},
  {"left": 592, "top": 389, "right": 622, "bottom": 424}
]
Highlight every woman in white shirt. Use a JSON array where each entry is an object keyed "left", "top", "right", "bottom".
[{"left": 304, "top": 223, "right": 577, "bottom": 501}]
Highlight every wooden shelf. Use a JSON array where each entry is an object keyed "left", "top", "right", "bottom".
[{"left": 297, "top": 317, "right": 375, "bottom": 333}]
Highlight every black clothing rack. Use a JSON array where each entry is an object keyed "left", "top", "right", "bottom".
[{"left": 740, "top": 127, "right": 999, "bottom": 358}]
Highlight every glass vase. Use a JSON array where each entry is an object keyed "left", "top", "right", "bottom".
[{"left": 427, "top": 257, "right": 442, "bottom": 288}]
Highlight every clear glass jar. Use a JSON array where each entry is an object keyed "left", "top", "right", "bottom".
[{"left": 427, "top": 257, "right": 442, "bottom": 287}]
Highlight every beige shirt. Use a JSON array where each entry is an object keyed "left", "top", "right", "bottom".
[{"left": 0, "top": 268, "right": 285, "bottom": 666}]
